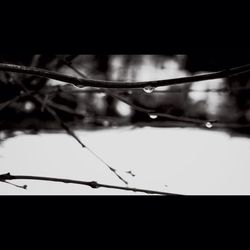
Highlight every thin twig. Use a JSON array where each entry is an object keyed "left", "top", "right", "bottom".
[
  {"left": 134, "top": 120, "right": 250, "bottom": 129},
  {"left": 111, "top": 91, "right": 208, "bottom": 124},
  {"left": 57, "top": 58, "right": 140, "bottom": 184},
  {"left": 57, "top": 57, "right": 133, "bottom": 107},
  {"left": 61, "top": 59, "right": 205, "bottom": 124},
  {"left": 41, "top": 94, "right": 49, "bottom": 112},
  {"left": 0, "top": 95, "right": 21, "bottom": 111},
  {"left": 1, "top": 87, "right": 249, "bottom": 129},
  {"left": 59, "top": 56, "right": 88, "bottom": 78},
  {"left": 1, "top": 62, "right": 250, "bottom": 89},
  {"left": 0, "top": 89, "right": 46, "bottom": 111},
  {"left": 0, "top": 90, "right": 85, "bottom": 119},
  {"left": 39, "top": 57, "right": 250, "bottom": 127},
  {"left": 14, "top": 79, "right": 128, "bottom": 185},
  {"left": 44, "top": 106, "right": 128, "bottom": 185},
  {"left": 57, "top": 59, "right": 207, "bottom": 128},
  {"left": 0, "top": 180, "right": 27, "bottom": 190},
  {"left": 0, "top": 173, "right": 181, "bottom": 195},
  {"left": 108, "top": 93, "right": 250, "bottom": 128},
  {"left": 45, "top": 99, "right": 85, "bottom": 118},
  {"left": 2, "top": 62, "right": 250, "bottom": 129},
  {"left": 126, "top": 170, "right": 136, "bottom": 177},
  {"left": 58, "top": 57, "right": 250, "bottom": 129}
]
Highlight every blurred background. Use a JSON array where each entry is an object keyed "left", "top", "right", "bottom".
[{"left": 1, "top": 54, "right": 250, "bottom": 138}]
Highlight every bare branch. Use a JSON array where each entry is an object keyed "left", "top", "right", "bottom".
[
  {"left": 0, "top": 179, "right": 27, "bottom": 190},
  {"left": 0, "top": 95, "right": 21, "bottom": 111},
  {"left": 40, "top": 94, "right": 49, "bottom": 112},
  {"left": 45, "top": 99, "right": 85, "bottom": 118},
  {"left": 58, "top": 56, "right": 88, "bottom": 78},
  {"left": 0, "top": 62, "right": 250, "bottom": 89},
  {"left": 37, "top": 84, "right": 250, "bottom": 96},
  {"left": 1, "top": 85, "right": 249, "bottom": 129},
  {"left": 58, "top": 57, "right": 250, "bottom": 129},
  {"left": 44, "top": 106, "right": 128, "bottom": 185},
  {"left": 35, "top": 58, "right": 250, "bottom": 128},
  {"left": 57, "top": 59, "right": 209, "bottom": 127},
  {"left": 110, "top": 91, "right": 209, "bottom": 125},
  {"left": 14, "top": 79, "right": 128, "bottom": 185},
  {"left": 134, "top": 120, "right": 250, "bottom": 129},
  {"left": 0, "top": 173, "right": 181, "bottom": 195}
]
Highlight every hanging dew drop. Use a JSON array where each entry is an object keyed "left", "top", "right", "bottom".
[
  {"left": 205, "top": 121, "right": 213, "bottom": 128},
  {"left": 149, "top": 114, "right": 158, "bottom": 119},
  {"left": 143, "top": 86, "right": 154, "bottom": 94}
]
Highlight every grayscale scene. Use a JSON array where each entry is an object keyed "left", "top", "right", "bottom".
[{"left": 0, "top": 54, "right": 250, "bottom": 195}]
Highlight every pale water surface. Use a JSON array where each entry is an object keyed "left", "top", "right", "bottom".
[{"left": 0, "top": 127, "right": 250, "bottom": 195}]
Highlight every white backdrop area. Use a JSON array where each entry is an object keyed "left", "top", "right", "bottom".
[{"left": 0, "top": 127, "right": 250, "bottom": 195}]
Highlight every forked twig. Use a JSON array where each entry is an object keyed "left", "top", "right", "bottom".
[{"left": 14, "top": 79, "right": 128, "bottom": 185}]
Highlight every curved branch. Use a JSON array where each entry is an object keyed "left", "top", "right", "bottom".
[
  {"left": 31, "top": 93, "right": 128, "bottom": 185},
  {"left": 0, "top": 173, "right": 181, "bottom": 195},
  {"left": 8, "top": 75, "right": 128, "bottom": 185},
  {"left": 58, "top": 57, "right": 250, "bottom": 128},
  {"left": 57, "top": 58, "right": 210, "bottom": 125},
  {"left": 0, "top": 62, "right": 250, "bottom": 89}
]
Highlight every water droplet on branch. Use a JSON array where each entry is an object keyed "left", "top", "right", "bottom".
[
  {"left": 205, "top": 121, "right": 213, "bottom": 128},
  {"left": 143, "top": 86, "right": 155, "bottom": 94},
  {"left": 149, "top": 114, "right": 158, "bottom": 119}
]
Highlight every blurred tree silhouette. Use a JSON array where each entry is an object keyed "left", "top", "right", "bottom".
[{"left": 0, "top": 54, "right": 250, "bottom": 137}]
